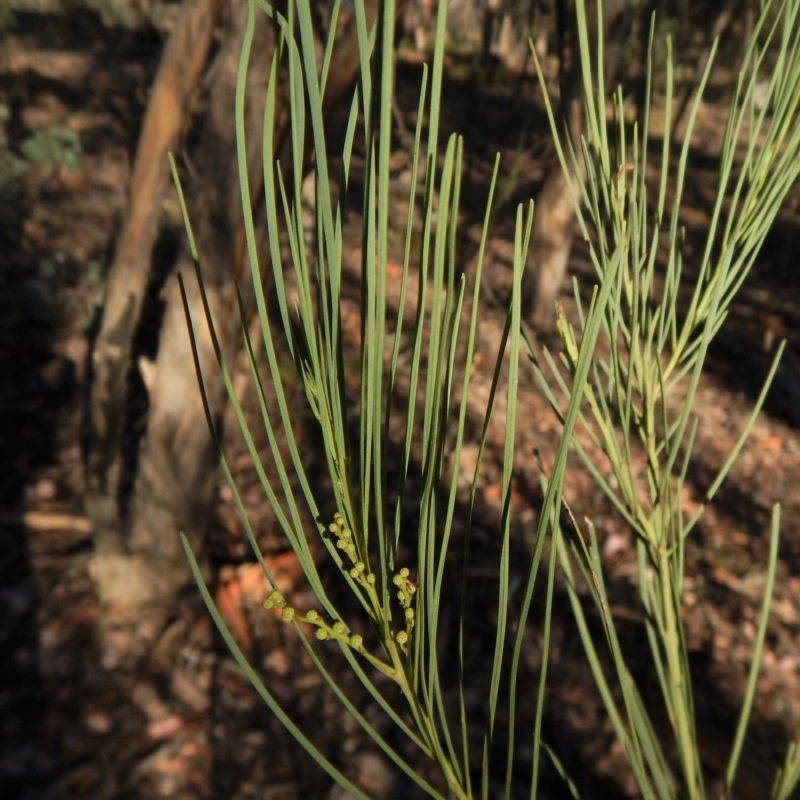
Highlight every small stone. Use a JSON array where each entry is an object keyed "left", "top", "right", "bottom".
[
  {"left": 34, "top": 477, "right": 58, "bottom": 500},
  {"left": 146, "top": 714, "right": 182, "bottom": 740},
  {"left": 85, "top": 710, "right": 112, "bottom": 734}
]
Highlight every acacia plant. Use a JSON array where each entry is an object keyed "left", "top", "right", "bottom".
[{"left": 176, "top": 0, "right": 800, "bottom": 796}]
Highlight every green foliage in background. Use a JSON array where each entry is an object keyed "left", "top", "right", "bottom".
[
  {"left": 176, "top": 0, "right": 800, "bottom": 796},
  {"left": 0, "top": 111, "right": 82, "bottom": 192}
]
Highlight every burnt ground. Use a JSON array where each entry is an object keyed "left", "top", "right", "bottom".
[{"left": 2, "top": 8, "right": 800, "bottom": 800}]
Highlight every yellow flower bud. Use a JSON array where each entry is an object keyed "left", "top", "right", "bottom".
[{"left": 263, "top": 589, "right": 285, "bottom": 609}]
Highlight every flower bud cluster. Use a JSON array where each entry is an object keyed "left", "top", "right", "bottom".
[
  {"left": 311, "top": 617, "right": 363, "bottom": 650},
  {"left": 263, "top": 589, "right": 286, "bottom": 610},
  {"left": 329, "top": 512, "right": 377, "bottom": 593},
  {"left": 392, "top": 567, "right": 417, "bottom": 654},
  {"left": 260, "top": 515, "right": 412, "bottom": 681},
  {"left": 392, "top": 567, "right": 416, "bottom": 607},
  {"left": 262, "top": 588, "right": 363, "bottom": 651},
  {"left": 330, "top": 512, "right": 357, "bottom": 562}
]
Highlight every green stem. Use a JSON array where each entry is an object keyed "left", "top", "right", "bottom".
[{"left": 658, "top": 546, "right": 703, "bottom": 799}]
